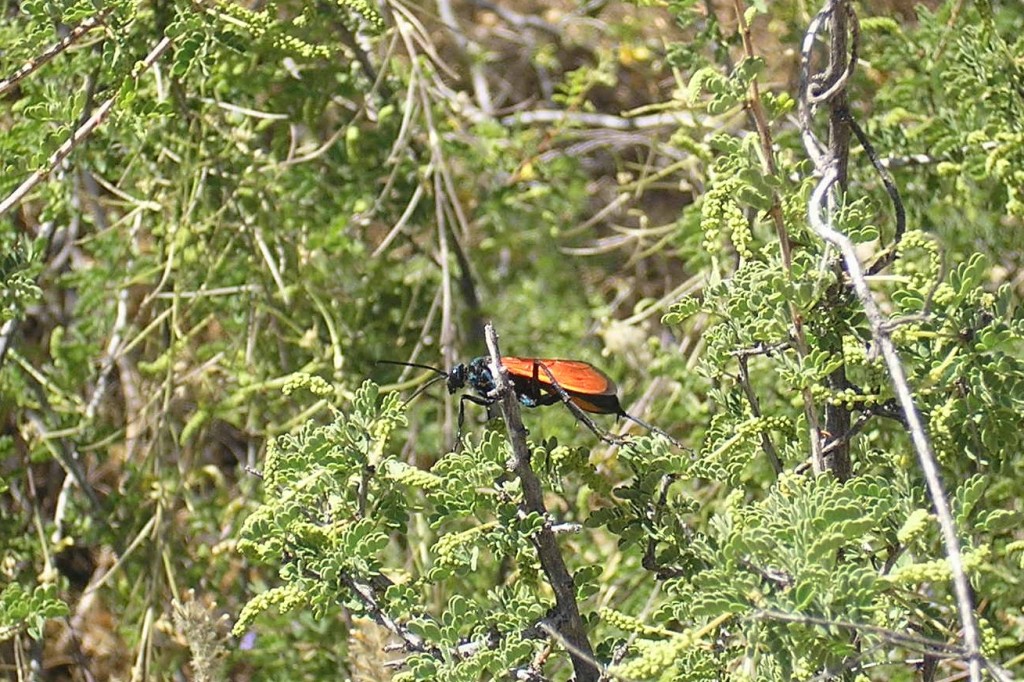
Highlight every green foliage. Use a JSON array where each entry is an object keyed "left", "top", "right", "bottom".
[
  {"left": 3, "top": 0, "right": 1023, "bottom": 679},
  {"left": 868, "top": 5, "right": 1024, "bottom": 249},
  {"left": 235, "top": 382, "right": 593, "bottom": 678},
  {"left": 688, "top": 58, "right": 765, "bottom": 116},
  {"left": 638, "top": 475, "right": 894, "bottom": 677},
  {"left": 0, "top": 233, "right": 42, "bottom": 321},
  {"left": 235, "top": 381, "right": 405, "bottom": 628},
  {"left": 0, "top": 583, "right": 68, "bottom": 641}
]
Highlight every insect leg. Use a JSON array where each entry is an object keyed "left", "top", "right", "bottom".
[
  {"left": 620, "top": 411, "right": 690, "bottom": 452},
  {"left": 533, "top": 362, "right": 626, "bottom": 446},
  {"left": 520, "top": 359, "right": 562, "bottom": 406},
  {"left": 456, "top": 393, "right": 493, "bottom": 443}
]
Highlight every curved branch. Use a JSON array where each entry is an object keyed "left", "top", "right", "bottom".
[{"left": 807, "top": 166, "right": 984, "bottom": 682}]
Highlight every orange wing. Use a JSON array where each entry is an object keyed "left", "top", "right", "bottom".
[{"left": 500, "top": 357, "right": 618, "bottom": 396}]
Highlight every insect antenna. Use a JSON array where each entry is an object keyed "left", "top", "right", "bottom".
[
  {"left": 402, "top": 373, "right": 448, "bottom": 405},
  {"left": 376, "top": 359, "right": 448, "bottom": 377},
  {"left": 376, "top": 360, "right": 449, "bottom": 407}
]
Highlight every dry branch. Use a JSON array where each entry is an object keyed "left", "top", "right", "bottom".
[
  {"left": 0, "top": 36, "right": 172, "bottom": 217},
  {"left": 483, "top": 324, "right": 601, "bottom": 682}
]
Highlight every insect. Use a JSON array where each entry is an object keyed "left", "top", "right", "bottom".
[{"left": 378, "top": 356, "right": 681, "bottom": 447}]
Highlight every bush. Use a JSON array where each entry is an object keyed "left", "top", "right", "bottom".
[{"left": 1, "top": 0, "right": 1021, "bottom": 679}]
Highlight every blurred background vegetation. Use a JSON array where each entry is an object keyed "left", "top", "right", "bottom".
[{"left": 1, "top": 0, "right": 1022, "bottom": 679}]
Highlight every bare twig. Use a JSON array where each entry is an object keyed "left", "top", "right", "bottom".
[
  {"left": 387, "top": 0, "right": 460, "bottom": 80},
  {"left": 434, "top": 151, "right": 457, "bottom": 445},
  {"left": 799, "top": 4, "right": 981, "bottom": 675},
  {"left": 370, "top": 184, "right": 425, "bottom": 257},
  {"left": 736, "top": 355, "right": 784, "bottom": 475},
  {"left": 844, "top": 113, "right": 907, "bottom": 276},
  {"left": 251, "top": 224, "right": 291, "bottom": 305},
  {"left": 500, "top": 109, "right": 704, "bottom": 130},
  {"left": 393, "top": 12, "right": 478, "bottom": 442},
  {"left": 436, "top": 0, "right": 493, "bottom": 114},
  {"left": 806, "top": 5, "right": 859, "bottom": 107},
  {"left": 800, "top": 0, "right": 861, "bottom": 478},
  {"left": 819, "top": 397, "right": 904, "bottom": 456},
  {"left": 83, "top": 209, "right": 141, "bottom": 422},
  {"left": 731, "top": 0, "right": 794, "bottom": 264},
  {"left": 484, "top": 324, "right": 600, "bottom": 682},
  {"left": 819, "top": 0, "right": 856, "bottom": 481},
  {"left": 0, "top": 310, "right": 25, "bottom": 369},
  {"left": 339, "top": 572, "right": 436, "bottom": 656},
  {"left": 798, "top": 9, "right": 830, "bottom": 165},
  {"left": 440, "top": 204, "right": 485, "bottom": 346},
  {"left": 0, "top": 7, "right": 113, "bottom": 97},
  {"left": 23, "top": 409, "right": 100, "bottom": 511},
  {"left": 729, "top": 340, "right": 792, "bottom": 359},
  {"left": 0, "top": 36, "right": 172, "bottom": 217},
  {"left": 0, "top": 97, "right": 115, "bottom": 216},
  {"left": 732, "top": 0, "right": 824, "bottom": 474},
  {"left": 807, "top": 166, "right": 983, "bottom": 681},
  {"left": 468, "top": 0, "right": 562, "bottom": 39},
  {"left": 753, "top": 609, "right": 965, "bottom": 658}
]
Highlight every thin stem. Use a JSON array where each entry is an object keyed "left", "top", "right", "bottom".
[
  {"left": 0, "top": 37, "right": 172, "bottom": 217},
  {"left": 732, "top": 0, "right": 823, "bottom": 473},
  {"left": 808, "top": 167, "right": 983, "bottom": 682},
  {"left": 484, "top": 324, "right": 600, "bottom": 682},
  {"left": 0, "top": 7, "right": 113, "bottom": 97}
]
